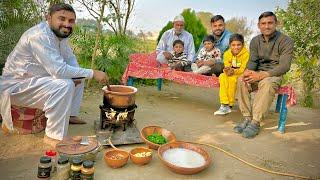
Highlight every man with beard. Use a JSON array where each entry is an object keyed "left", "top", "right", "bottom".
[
  {"left": 198, "top": 15, "right": 232, "bottom": 76},
  {"left": 156, "top": 15, "right": 195, "bottom": 71},
  {"left": 234, "top": 12, "right": 294, "bottom": 138},
  {"left": 0, "top": 3, "right": 107, "bottom": 145}
]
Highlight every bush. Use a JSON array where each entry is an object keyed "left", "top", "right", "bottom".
[
  {"left": 0, "top": 0, "right": 40, "bottom": 75},
  {"left": 276, "top": 0, "right": 320, "bottom": 107},
  {"left": 71, "top": 27, "right": 157, "bottom": 84}
]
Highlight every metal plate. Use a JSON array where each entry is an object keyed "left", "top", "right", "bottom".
[{"left": 56, "top": 137, "right": 98, "bottom": 155}]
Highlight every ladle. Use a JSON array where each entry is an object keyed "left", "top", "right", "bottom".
[
  {"left": 108, "top": 138, "right": 122, "bottom": 151},
  {"left": 106, "top": 83, "right": 112, "bottom": 91}
]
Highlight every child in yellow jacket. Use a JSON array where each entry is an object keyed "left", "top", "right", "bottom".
[{"left": 214, "top": 34, "right": 249, "bottom": 115}]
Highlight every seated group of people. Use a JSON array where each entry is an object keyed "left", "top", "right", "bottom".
[
  {"left": 0, "top": 3, "right": 293, "bottom": 146},
  {"left": 156, "top": 12, "right": 294, "bottom": 138}
]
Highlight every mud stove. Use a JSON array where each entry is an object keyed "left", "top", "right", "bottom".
[
  {"left": 95, "top": 86, "right": 143, "bottom": 146},
  {"left": 99, "top": 98, "right": 137, "bottom": 131}
]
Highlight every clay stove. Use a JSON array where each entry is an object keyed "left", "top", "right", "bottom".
[
  {"left": 99, "top": 99, "right": 137, "bottom": 131},
  {"left": 96, "top": 85, "right": 142, "bottom": 146}
]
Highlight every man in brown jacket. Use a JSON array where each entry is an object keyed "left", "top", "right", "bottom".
[{"left": 234, "top": 11, "right": 294, "bottom": 138}]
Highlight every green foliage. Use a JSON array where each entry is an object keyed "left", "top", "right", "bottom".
[
  {"left": 182, "top": 9, "right": 207, "bottom": 51},
  {"left": 276, "top": 0, "right": 320, "bottom": 107},
  {"left": 70, "top": 26, "right": 96, "bottom": 69},
  {"left": 96, "top": 35, "right": 136, "bottom": 84},
  {"left": 71, "top": 27, "right": 153, "bottom": 84},
  {"left": 156, "top": 9, "right": 207, "bottom": 51},
  {"left": 0, "top": 0, "right": 41, "bottom": 75}
]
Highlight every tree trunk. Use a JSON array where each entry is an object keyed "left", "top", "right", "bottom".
[{"left": 87, "top": 1, "right": 106, "bottom": 87}]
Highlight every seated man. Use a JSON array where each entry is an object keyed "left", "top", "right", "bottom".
[
  {"left": 156, "top": 15, "right": 195, "bottom": 70},
  {"left": 0, "top": 3, "right": 108, "bottom": 145},
  {"left": 197, "top": 15, "right": 232, "bottom": 76},
  {"left": 234, "top": 12, "right": 294, "bottom": 138}
]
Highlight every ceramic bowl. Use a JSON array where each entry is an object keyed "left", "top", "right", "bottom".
[
  {"left": 140, "top": 126, "right": 176, "bottom": 150},
  {"left": 104, "top": 149, "right": 129, "bottom": 168},
  {"left": 130, "top": 147, "right": 153, "bottom": 165},
  {"left": 158, "top": 141, "right": 212, "bottom": 175}
]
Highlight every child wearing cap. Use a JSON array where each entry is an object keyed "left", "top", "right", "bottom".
[{"left": 191, "top": 35, "right": 221, "bottom": 75}]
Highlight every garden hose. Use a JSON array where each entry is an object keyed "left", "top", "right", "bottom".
[{"left": 186, "top": 141, "right": 318, "bottom": 180}]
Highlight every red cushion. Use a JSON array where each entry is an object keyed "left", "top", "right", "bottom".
[{"left": 11, "top": 106, "right": 47, "bottom": 134}]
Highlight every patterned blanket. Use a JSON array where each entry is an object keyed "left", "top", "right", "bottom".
[{"left": 121, "top": 52, "right": 297, "bottom": 107}]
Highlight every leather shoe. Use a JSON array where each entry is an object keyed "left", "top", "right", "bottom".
[{"left": 69, "top": 116, "right": 86, "bottom": 124}]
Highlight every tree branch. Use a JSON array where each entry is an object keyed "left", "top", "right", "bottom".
[{"left": 78, "top": 0, "right": 100, "bottom": 19}]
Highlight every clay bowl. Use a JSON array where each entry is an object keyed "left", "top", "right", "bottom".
[
  {"left": 129, "top": 147, "right": 153, "bottom": 165},
  {"left": 104, "top": 138, "right": 129, "bottom": 168},
  {"left": 140, "top": 126, "right": 176, "bottom": 150},
  {"left": 158, "top": 141, "right": 212, "bottom": 175},
  {"left": 104, "top": 149, "right": 129, "bottom": 168}
]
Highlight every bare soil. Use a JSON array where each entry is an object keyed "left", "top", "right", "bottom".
[{"left": 0, "top": 82, "right": 319, "bottom": 180}]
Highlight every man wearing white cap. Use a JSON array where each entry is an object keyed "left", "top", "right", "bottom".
[{"left": 156, "top": 15, "right": 195, "bottom": 67}]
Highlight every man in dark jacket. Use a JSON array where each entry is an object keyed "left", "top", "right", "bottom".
[{"left": 234, "top": 11, "right": 294, "bottom": 138}]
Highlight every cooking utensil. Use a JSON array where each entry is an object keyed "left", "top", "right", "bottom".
[
  {"left": 158, "top": 141, "right": 212, "bottom": 175},
  {"left": 130, "top": 147, "right": 153, "bottom": 165},
  {"left": 104, "top": 138, "right": 129, "bottom": 168},
  {"left": 80, "top": 136, "right": 89, "bottom": 145},
  {"left": 106, "top": 83, "right": 112, "bottom": 91},
  {"left": 140, "top": 125, "right": 176, "bottom": 150},
  {"left": 56, "top": 143, "right": 78, "bottom": 147},
  {"left": 57, "top": 135, "right": 96, "bottom": 147},
  {"left": 102, "top": 85, "right": 137, "bottom": 108}
]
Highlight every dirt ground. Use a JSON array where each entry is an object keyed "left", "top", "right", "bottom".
[{"left": 0, "top": 82, "right": 319, "bottom": 180}]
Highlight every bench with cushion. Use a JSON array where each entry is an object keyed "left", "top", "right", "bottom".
[{"left": 122, "top": 52, "right": 296, "bottom": 133}]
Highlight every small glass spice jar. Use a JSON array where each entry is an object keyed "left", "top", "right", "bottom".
[
  {"left": 56, "top": 156, "right": 70, "bottom": 180},
  {"left": 81, "top": 160, "right": 95, "bottom": 180},
  {"left": 37, "top": 156, "right": 52, "bottom": 179},
  {"left": 45, "top": 150, "right": 57, "bottom": 173},
  {"left": 70, "top": 157, "right": 82, "bottom": 180}
]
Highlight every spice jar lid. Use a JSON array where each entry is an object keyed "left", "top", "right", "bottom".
[
  {"left": 45, "top": 150, "right": 57, "bottom": 157},
  {"left": 40, "top": 156, "right": 52, "bottom": 163},
  {"left": 58, "top": 156, "right": 69, "bottom": 165},
  {"left": 83, "top": 160, "right": 94, "bottom": 168},
  {"left": 72, "top": 157, "right": 83, "bottom": 166}
]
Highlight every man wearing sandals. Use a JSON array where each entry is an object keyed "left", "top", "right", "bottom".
[{"left": 234, "top": 12, "right": 294, "bottom": 138}]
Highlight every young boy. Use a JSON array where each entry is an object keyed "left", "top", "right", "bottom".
[
  {"left": 192, "top": 35, "right": 221, "bottom": 75},
  {"left": 214, "top": 34, "right": 249, "bottom": 115},
  {"left": 168, "top": 40, "right": 191, "bottom": 71}
]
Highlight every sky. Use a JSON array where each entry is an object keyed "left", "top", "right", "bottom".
[{"left": 76, "top": 0, "right": 289, "bottom": 35}]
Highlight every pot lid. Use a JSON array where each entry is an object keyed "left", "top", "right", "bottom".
[{"left": 56, "top": 137, "right": 99, "bottom": 155}]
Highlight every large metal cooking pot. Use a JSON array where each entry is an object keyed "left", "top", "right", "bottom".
[{"left": 102, "top": 85, "right": 138, "bottom": 108}]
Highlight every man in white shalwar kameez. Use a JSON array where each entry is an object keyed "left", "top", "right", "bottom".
[{"left": 0, "top": 3, "right": 108, "bottom": 144}]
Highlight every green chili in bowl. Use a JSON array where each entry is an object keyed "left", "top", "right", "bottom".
[{"left": 147, "top": 133, "right": 167, "bottom": 145}]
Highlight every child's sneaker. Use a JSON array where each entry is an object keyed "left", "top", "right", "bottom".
[{"left": 214, "top": 105, "right": 232, "bottom": 115}]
